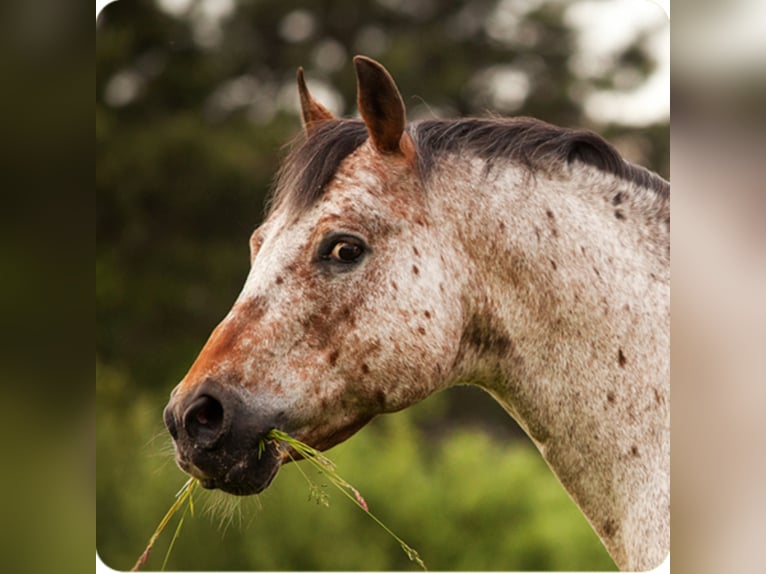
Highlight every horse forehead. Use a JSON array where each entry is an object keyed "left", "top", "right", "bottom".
[
  {"left": 322, "top": 144, "right": 427, "bottom": 221},
  {"left": 328, "top": 147, "right": 385, "bottom": 194}
]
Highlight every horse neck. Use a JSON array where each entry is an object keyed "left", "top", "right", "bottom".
[{"left": 431, "top": 157, "right": 670, "bottom": 570}]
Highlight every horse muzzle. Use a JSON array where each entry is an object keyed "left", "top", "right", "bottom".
[{"left": 163, "top": 379, "right": 282, "bottom": 495}]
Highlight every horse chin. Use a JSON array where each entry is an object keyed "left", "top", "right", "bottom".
[
  {"left": 207, "top": 465, "right": 279, "bottom": 496},
  {"left": 206, "top": 459, "right": 280, "bottom": 496},
  {"left": 180, "top": 438, "right": 284, "bottom": 497}
]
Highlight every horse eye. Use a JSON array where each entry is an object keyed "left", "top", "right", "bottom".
[
  {"left": 317, "top": 234, "right": 368, "bottom": 268},
  {"left": 329, "top": 240, "right": 364, "bottom": 263}
]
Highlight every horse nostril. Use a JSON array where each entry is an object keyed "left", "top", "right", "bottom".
[
  {"left": 163, "top": 404, "right": 179, "bottom": 440},
  {"left": 183, "top": 394, "right": 225, "bottom": 447}
]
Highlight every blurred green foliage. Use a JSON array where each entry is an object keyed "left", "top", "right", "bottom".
[{"left": 98, "top": 0, "right": 664, "bottom": 570}]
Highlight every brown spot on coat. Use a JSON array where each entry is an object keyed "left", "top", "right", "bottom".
[
  {"left": 461, "top": 313, "right": 513, "bottom": 357},
  {"left": 607, "top": 391, "right": 616, "bottom": 404},
  {"left": 631, "top": 445, "right": 640, "bottom": 457},
  {"left": 545, "top": 209, "right": 560, "bottom": 238},
  {"left": 603, "top": 519, "right": 617, "bottom": 538},
  {"left": 614, "top": 209, "right": 625, "bottom": 220},
  {"left": 618, "top": 348, "right": 627, "bottom": 368},
  {"left": 412, "top": 264, "right": 420, "bottom": 275},
  {"left": 301, "top": 298, "right": 361, "bottom": 349}
]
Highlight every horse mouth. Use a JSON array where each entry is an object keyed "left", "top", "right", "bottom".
[
  {"left": 175, "top": 435, "right": 284, "bottom": 496},
  {"left": 171, "top": 414, "right": 373, "bottom": 496}
]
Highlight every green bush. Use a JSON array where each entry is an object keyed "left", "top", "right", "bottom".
[{"left": 97, "top": 363, "right": 615, "bottom": 571}]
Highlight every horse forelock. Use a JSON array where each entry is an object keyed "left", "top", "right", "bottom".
[
  {"left": 268, "top": 120, "right": 368, "bottom": 217},
  {"left": 267, "top": 116, "right": 668, "bottom": 218}
]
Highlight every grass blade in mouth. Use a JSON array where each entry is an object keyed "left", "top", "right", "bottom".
[
  {"left": 267, "top": 429, "right": 427, "bottom": 571},
  {"left": 134, "top": 432, "right": 427, "bottom": 571},
  {"left": 131, "top": 477, "right": 197, "bottom": 571}
]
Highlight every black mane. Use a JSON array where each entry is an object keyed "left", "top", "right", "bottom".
[
  {"left": 412, "top": 118, "right": 669, "bottom": 196},
  {"left": 269, "top": 117, "right": 669, "bottom": 215}
]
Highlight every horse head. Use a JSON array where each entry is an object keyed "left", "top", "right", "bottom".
[{"left": 163, "top": 57, "right": 464, "bottom": 495}]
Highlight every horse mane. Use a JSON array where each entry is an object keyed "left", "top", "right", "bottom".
[
  {"left": 269, "top": 116, "right": 669, "bottom": 216},
  {"left": 412, "top": 118, "right": 669, "bottom": 197}
]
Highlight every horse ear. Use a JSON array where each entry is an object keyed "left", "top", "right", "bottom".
[
  {"left": 297, "top": 67, "right": 335, "bottom": 136},
  {"left": 354, "top": 55, "right": 407, "bottom": 155}
]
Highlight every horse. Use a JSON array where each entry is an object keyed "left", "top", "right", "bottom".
[{"left": 162, "top": 56, "right": 669, "bottom": 571}]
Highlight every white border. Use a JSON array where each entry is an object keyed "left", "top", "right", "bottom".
[{"left": 96, "top": 0, "right": 119, "bottom": 19}]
